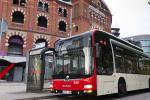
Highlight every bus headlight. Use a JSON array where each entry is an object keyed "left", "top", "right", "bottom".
[{"left": 84, "top": 85, "right": 93, "bottom": 89}]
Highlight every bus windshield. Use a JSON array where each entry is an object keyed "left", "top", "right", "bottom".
[{"left": 53, "top": 36, "right": 93, "bottom": 79}]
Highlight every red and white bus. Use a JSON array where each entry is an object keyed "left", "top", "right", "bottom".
[{"left": 42, "top": 30, "right": 150, "bottom": 96}]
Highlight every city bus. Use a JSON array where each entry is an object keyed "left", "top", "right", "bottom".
[{"left": 42, "top": 30, "right": 150, "bottom": 96}]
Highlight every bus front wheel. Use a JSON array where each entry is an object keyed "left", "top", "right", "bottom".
[{"left": 117, "top": 79, "right": 126, "bottom": 97}]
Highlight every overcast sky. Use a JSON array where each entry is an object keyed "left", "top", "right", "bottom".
[{"left": 104, "top": 0, "right": 150, "bottom": 38}]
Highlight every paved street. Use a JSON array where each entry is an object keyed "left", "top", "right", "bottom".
[
  {"left": 40, "top": 91, "right": 150, "bottom": 100},
  {"left": 0, "top": 82, "right": 54, "bottom": 100},
  {"left": 0, "top": 82, "right": 150, "bottom": 100}
]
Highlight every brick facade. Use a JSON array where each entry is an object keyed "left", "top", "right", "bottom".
[
  {"left": 0, "top": 0, "right": 112, "bottom": 56},
  {"left": 72, "top": 0, "right": 112, "bottom": 35},
  {"left": 0, "top": 0, "right": 112, "bottom": 81},
  {"left": 0, "top": 0, "right": 72, "bottom": 56}
]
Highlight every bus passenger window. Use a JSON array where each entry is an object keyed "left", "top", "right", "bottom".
[{"left": 115, "top": 55, "right": 125, "bottom": 73}]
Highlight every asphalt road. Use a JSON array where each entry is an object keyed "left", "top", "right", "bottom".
[
  {"left": 33, "top": 90, "right": 150, "bottom": 100},
  {"left": 0, "top": 82, "right": 149, "bottom": 100}
]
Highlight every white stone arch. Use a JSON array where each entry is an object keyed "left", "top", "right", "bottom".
[
  {"left": 6, "top": 30, "right": 27, "bottom": 47},
  {"left": 37, "top": 13, "right": 49, "bottom": 25},
  {"left": 33, "top": 34, "right": 50, "bottom": 47},
  {"left": 11, "top": 8, "right": 26, "bottom": 21}
]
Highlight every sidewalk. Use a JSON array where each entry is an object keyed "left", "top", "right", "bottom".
[
  {"left": 0, "top": 80, "right": 6, "bottom": 82},
  {"left": 0, "top": 82, "right": 56, "bottom": 100}
]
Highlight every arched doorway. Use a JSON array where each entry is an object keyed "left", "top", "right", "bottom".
[{"left": 8, "top": 36, "right": 24, "bottom": 56}]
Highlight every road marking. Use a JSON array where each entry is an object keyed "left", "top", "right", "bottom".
[{"left": 0, "top": 63, "right": 15, "bottom": 79}]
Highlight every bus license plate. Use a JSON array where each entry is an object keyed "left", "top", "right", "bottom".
[{"left": 63, "top": 91, "right": 71, "bottom": 94}]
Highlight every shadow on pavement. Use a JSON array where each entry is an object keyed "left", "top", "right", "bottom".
[{"left": 53, "top": 90, "right": 149, "bottom": 100}]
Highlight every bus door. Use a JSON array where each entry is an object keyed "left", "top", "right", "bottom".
[
  {"left": 96, "top": 42, "right": 114, "bottom": 95},
  {"left": 95, "top": 34, "right": 114, "bottom": 95}
]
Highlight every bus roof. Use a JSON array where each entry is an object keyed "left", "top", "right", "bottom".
[{"left": 55, "top": 30, "right": 150, "bottom": 58}]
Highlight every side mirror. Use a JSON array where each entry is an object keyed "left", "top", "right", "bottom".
[{"left": 95, "top": 43, "right": 102, "bottom": 58}]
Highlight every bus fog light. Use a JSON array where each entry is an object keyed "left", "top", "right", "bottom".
[
  {"left": 84, "top": 90, "right": 93, "bottom": 93},
  {"left": 84, "top": 85, "right": 93, "bottom": 89}
]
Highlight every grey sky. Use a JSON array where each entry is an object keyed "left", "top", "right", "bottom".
[{"left": 104, "top": 0, "right": 150, "bottom": 37}]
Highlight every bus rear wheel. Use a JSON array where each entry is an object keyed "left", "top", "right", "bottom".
[{"left": 117, "top": 79, "right": 126, "bottom": 97}]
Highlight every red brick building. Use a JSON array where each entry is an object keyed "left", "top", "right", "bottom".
[
  {"left": 0, "top": 0, "right": 112, "bottom": 81},
  {"left": 72, "top": 0, "right": 112, "bottom": 35},
  {"left": 0, "top": 0, "right": 72, "bottom": 81}
]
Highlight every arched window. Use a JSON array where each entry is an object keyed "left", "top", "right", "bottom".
[
  {"left": 13, "top": 0, "right": 19, "bottom": 5},
  {"left": 38, "top": 16, "right": 47, "bottom": 28},
  {"left": 62, "top": 0, "right": 71, "bottom": 1},
  {"left": 8, "top": 36, "right": 24, "bottom": 56},
  {"left": 75, "top": 25, "right": 79, "bottom": 32},
  {"left": 13, "top": 0, "right": 26, "bottom": 6},
  {"left": 38, "top": 2, "right": 49, "bottom": 12},
  {"left": 35, "top": 39, "right": 48, "bottom": 47},
  {"left": 20, "top": 0, "right": 26, "bottom": 6},
  {"left": 12, "top": 11, "right": 24, "bottom": 23},
  {"left": 44, "top": 3, "right": 48, "bottom": 12},
  {"left": 63, "top": 9, "right": 67, "bottom": 17},
  {"left": 58, "top": 8, "right": 63, "bottom": 14},
  {"left": 38, "top": 1, "right": 43, "bottom": 11},
  {"left": 59, "top": 21, "right": 66, "bottom": 32}
]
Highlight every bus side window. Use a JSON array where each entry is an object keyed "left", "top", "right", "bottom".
[
  {"left": 113, "top": 44, "right": 140, "bottom": 74},
  {"left": 132, "top": 58, "right": 139, "bottom": 74},
  {"left": 126, "top": 58, "right": 132, "bottom": 74},
  {"left": 101, "top": 43, "right": 113, "bottom": 75},
  {"left": 113, "top": 45, "right": 125, "bottom": 73},
  {"left": 139, "top": 58, "right": 146, "bottom": 75},
  {"left": 148, "top": 60, "right": 150, "bottom": 75},
  {"left": 115, "top": 55, "right": 125, "bottom": 73}
]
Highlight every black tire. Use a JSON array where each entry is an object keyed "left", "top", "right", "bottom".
[{"left": 117, "top": 79, "right": 126, "bottom": 97}]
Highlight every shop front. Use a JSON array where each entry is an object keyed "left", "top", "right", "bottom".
[{"left": 0, "top": 56, "right": 26, "bottom": 82}]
